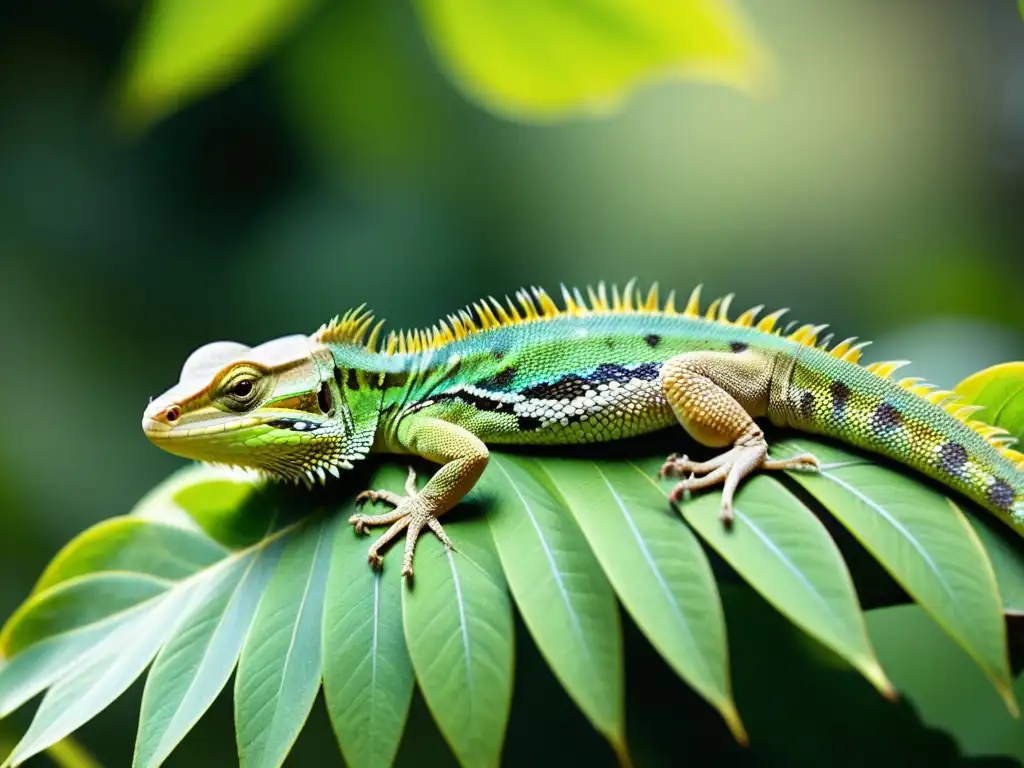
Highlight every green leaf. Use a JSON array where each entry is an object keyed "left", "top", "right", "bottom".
[
  {"left": 962, "top": 507, "right": 1024, "bottom": 616},
  {"left": 0, "top": 604, "right": 157, "bottom": 720},
  {"left": 402, "top": 499, "right": 514, "bottom": 768},
  {"left": 133, "top": 541, "right": 285, "bottom": 768},
  {"left": 7, "top": 568, "right": 228, "bottom": 766},
  {"left": 130, "top": 466, "right": 283, "bottom": 550},
  {"left": 323, "top": 467, "right": 414, "bottom": 768},
  {"left": 542, "top": 458, "right": 744, "bottom": 742},
  {"left": 2, "top": 574, "right": 169, "bottom": 657},
  {"left": 413, "top": 0, "right": 768, "bottom": 121},
  {"left": 119, "top": 0, "right": 316, "bottom": 127},
  {"left": 483, "top": 455, "right": 624, "bottom": 754},
  {"left": 171, "top": 479, "right": 280, "bottom": 550},
  {"left": 642, "top": 462, "right": 892, "bottom": 697},
  {"left": 32, "top": 519, "right": 227, "bottom": 595},
  {"left": 0, "top": 465, "right": 329, "bottom": 766},
  {"left": 953, "top": 363, "right": 1024, "bottom": 612},
  {"left": 235, "top": 515, "right": 335, "bottom": 768},
  {"left": 954, "top": 362, "right": 1024, "bottom": 444},
  {"left": 775, "top": 439, "right": 1016, "bottom": 714}
]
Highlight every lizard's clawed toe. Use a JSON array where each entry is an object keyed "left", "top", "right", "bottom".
[{"left": 660, "top": 455, "right": 693, "bottom": 478}]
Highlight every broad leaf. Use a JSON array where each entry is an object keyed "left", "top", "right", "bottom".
[
  {"left": 402, "top": 490, "right": 514, "bottom": 768},
  {"left": 414, "top": 0, "right": 767, "bottom": 121},
  {"left": 643, "top": 462, "right": 893, "bottom": 697},
  {"left": 0, "top": 465, "right": 313, "bottom": 766},
  {"left": 955, "top": 362, "right": 1024, "bottom": 444},
  {"left": 7, "top": 571, "right": 223, "bottom": 766},
  {"left": 120, "top": 0, "right": 315, "bottom": 126},
  {"left": 0, "top": 505, "right": 237, "bottom": 723},
  {"left": 776, "top": 439, "right": 1016, "bottom": 714},
  {"left": 484, "top": 455, "right": 624, "bottom": 754},
  {"left": 134, "top": 541, "right": 284, "bottom": 768},
  {"left": 2, "top": 574, "right": 169, "bottom": 658},
  {"left": 235, "top": 515, "right": 335, "bottom": 768},
  {"left": 0, "top": 610, "right": 152, "bottom": 721},
  {"left": 964, "top": 509, "right": 1024, "bottom": 616},
  {"left": 32, "top": 518, "right": 227, "bottom": 595},
  {"left": 323, "top": 467, "right": 414, "bottom": 768},
  {"left": 542, "top": 458, "right": 744, "bottom": 743}
]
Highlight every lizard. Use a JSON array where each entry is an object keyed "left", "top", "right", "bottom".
[{"left": 142, "top": 281, "right": 1024, "bottom": 577}]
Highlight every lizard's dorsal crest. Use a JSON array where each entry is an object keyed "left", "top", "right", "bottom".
[{"left": 315, "top": 280, "right": 837, "bottom": 357}]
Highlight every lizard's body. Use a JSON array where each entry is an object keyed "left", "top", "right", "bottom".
[{"left": 143, "top": 283, "right": 1024, "bottom": 576}]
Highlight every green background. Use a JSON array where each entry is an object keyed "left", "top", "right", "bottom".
[{"left": 1, "top": 0, "right": 1023, "bottom": 764}]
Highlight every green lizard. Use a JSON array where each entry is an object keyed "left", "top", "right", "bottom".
[{"left": 143, "top": 281, "right": 1024, "bottom": 577}]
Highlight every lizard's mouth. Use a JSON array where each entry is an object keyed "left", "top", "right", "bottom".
[{"left": 142, "top": 414, "right": 262, "bottom": 439}]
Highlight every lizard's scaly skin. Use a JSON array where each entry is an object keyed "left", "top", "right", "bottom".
[{"left": 143, "top": 282, "right": 1024, "bottom": 575}]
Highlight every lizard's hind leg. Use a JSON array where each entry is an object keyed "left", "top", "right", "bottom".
[{"left": 657, "top": 352, "right": 819, "bottom": 523}]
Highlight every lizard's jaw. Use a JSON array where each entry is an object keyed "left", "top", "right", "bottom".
[{"left": 142, "top": 412, "right": 355, "bottom": 483}]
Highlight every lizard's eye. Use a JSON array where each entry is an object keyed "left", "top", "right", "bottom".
[{"left": 217, "top": 366, "right": 267, "bottom": 411}]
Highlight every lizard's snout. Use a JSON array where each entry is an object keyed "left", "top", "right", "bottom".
[{"left": 142, "top": 399, "right": 181, "bottom": 437}]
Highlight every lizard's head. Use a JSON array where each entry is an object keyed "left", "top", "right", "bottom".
[{"left": 142, "top": 334, "right": 379, "bottom": 484}]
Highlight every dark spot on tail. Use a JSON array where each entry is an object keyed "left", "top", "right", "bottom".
[
  {"left": 831, "top": 381, "right": 851, "bottom": 418},
  {"left": 729, "top": 341, "right": 748, "bottom": 353},
  {"left": 799, "top": 391, "right": 815, "bottom": 421},
  {"left": 989, "top": 479, "right": 1015, "bottom": 511},
  {"left": 645, "top": 334, "right": 662, "bottom": 348},
  {"left": 871, "top": 402, "right": 903, "bottom": 432},
  {"left": 937, "top": 442, "right": 968, "bottom": 476}
]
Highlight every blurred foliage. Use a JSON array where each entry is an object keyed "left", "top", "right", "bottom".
[
  {"left": 120, "top": 0, "right": 315, "bottom": 128},
  {"left": 120, "top": 0, "right": 765, "bottom": 126},
  {"left": 2, "top": 0, "right": 1024, "bottom": 764},
  {"left": 411, "top": 0, "right": 766, "bottom": 120}
]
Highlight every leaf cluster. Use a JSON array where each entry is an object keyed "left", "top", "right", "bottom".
[{"left": 1, "top": 366, "right": 1024, "bottom": 767}]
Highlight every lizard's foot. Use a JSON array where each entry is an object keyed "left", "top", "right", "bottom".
[
  {"left": 349, "top": 466, "right": 452, "bottom": 579},
  {"left": 660, "top": 447, "right": 819, "bottom": 524}
]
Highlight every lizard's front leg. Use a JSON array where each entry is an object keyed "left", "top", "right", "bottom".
[
  {"left": 349, "top": 416, "right": 489, "bottom": 578},
  {"left": 657, "top": 351, "right": 819, "bottom": 523}
]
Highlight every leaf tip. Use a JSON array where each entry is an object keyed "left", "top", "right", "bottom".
[
  {"left": 879, "top": 680, "right": 900, "bottom": 703},
  {"left": 860, "top": 660, "right": 898, "bottom": 702},
  {"left": 999, "top": 682, "right": 1020, "bottom": 719},
  {"left": 611, "top": 739, "right": 634, "bottom": 768},
  {"left": 721, "top": 703, "right": 748, "bottom": 746}
]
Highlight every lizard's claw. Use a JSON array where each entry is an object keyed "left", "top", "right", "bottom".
[
  {"left": 660, "top": 453, "right": 693, "bottom": 478},
  {"left": 661, "top": 445, "right": 821, "bottom": 526},
  {"left": 349, "top": 466, "right": 452, "bottom": 578}
]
